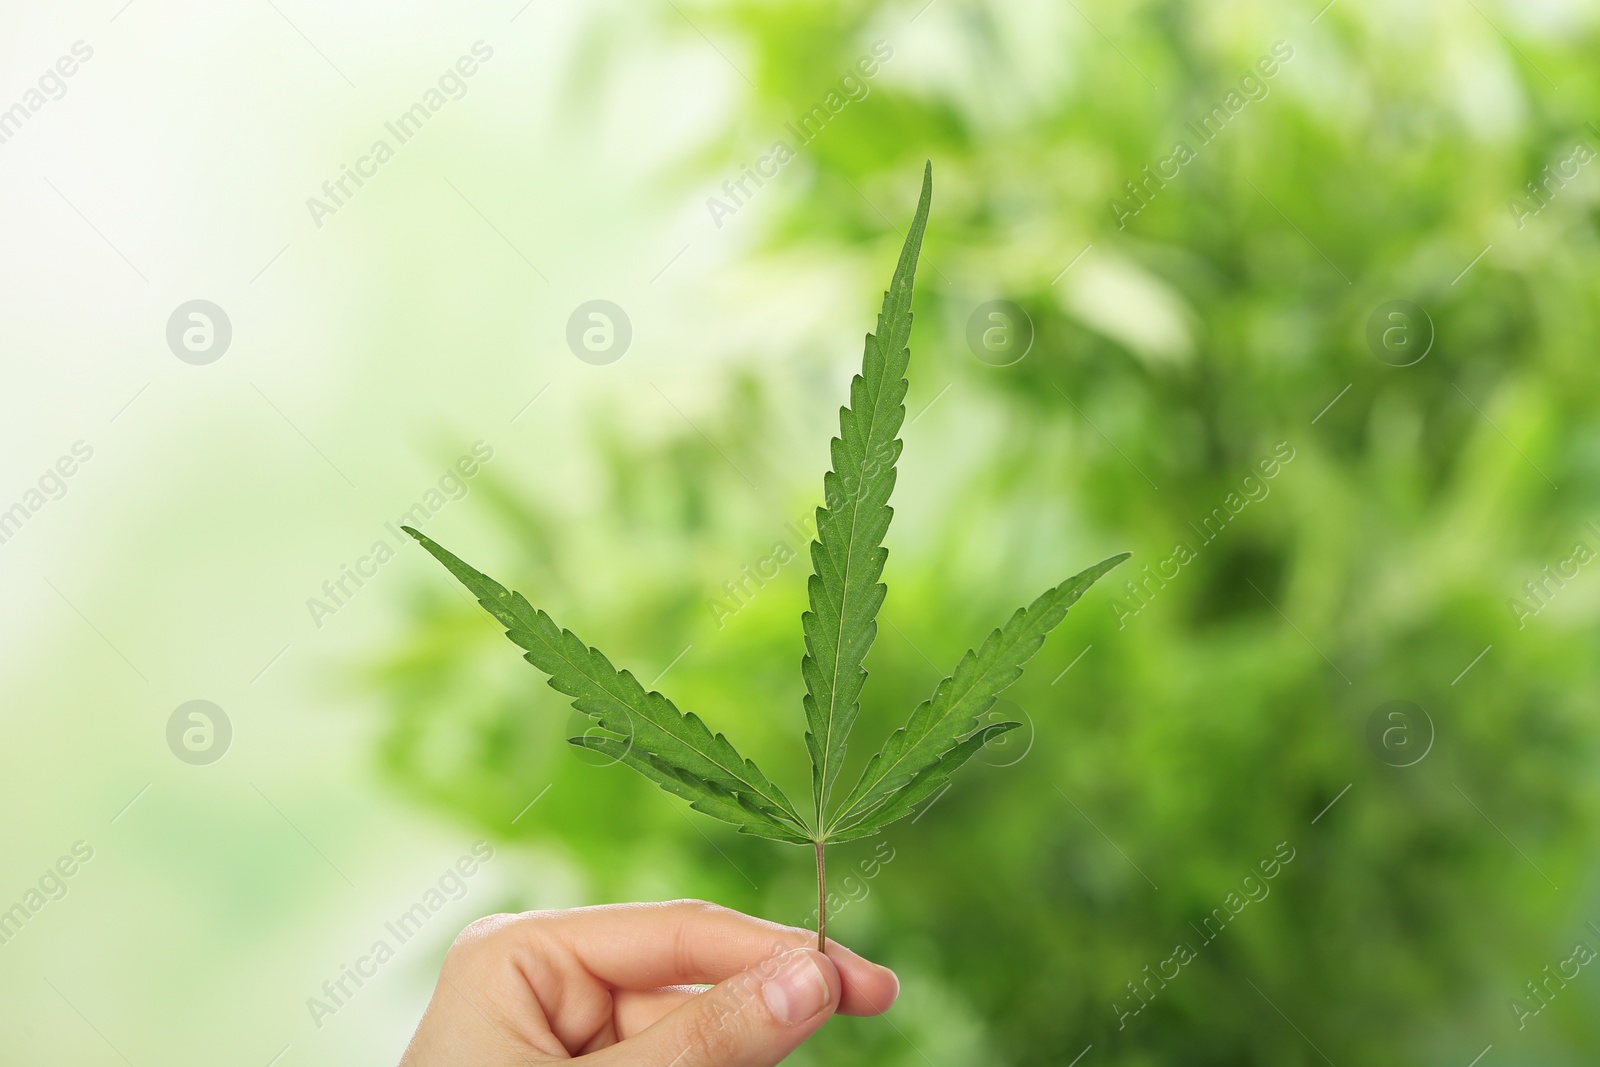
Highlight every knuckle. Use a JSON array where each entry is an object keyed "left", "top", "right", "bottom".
[
  {"left": 669, "top": 897, "right": 729, "bottom": 918},
  {"left": 671, "top": 914, "right": 702, "bottom": 979},
  {"left": 447, "top": 912, "right": 516, "bottom": 956},
  {"left": 442, "top": 910, "right": 562, "bottom": 986},
  {"left": 666, "top": 899, "right": 733, "bottom": 977}
]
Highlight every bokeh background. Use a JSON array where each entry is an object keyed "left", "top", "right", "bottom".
[{"left": 3, "top": 0, "right": 1599, "bottom": 1063}]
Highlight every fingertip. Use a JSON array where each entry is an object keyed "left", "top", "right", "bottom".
[
  {"left": 822, "top": 941, "right": 899, "bottom": 1016},
  {"left": 880, "top": 965, "right": 901, "bottom": 1010},
  {"left": 857, "top": 965, "right": 899, "bottom": 1015}
]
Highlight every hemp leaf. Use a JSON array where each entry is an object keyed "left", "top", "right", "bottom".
[
  {"left": 800, "top": 157, "right": 926, "bottom": 834},
  {"left": 404, "top": 162, "right": 1127, "bottom": 949}
]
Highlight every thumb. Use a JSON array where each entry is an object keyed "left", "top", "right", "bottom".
[{"left": 593, "top": 947, "right": 841, "bottom": 1067}]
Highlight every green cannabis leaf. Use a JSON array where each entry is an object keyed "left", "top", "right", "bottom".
[
  {"left": 402, "top": 528, "right": 812, "bottom": 844},
  {"left": 827, "top": 554, "right": 1131, "bottom": 839},
  {"left": 404, "top": 161, "right": 1127, "bottom": 951},
  {"left": 801, "top": 157, "right": 929, "bottom": 834}
]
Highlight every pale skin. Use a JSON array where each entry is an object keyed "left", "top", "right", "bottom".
[{"left": 398, "top": 899, "right": 901, "bottom": 1067}]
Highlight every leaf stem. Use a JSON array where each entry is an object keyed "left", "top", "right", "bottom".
[{"left": 814, "top": 839, "right": 827, "bottom": 952}]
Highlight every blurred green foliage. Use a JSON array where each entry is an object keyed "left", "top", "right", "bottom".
[{"left": 372, "top": 1, "right": 1600, "bottom": 1063}]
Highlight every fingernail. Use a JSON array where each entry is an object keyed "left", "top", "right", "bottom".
[{"left": 763, "top": 950, "right": 830, "bottom": 1025}]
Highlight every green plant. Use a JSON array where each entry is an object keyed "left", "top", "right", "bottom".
[{"left": 403, "top": 163, "right": 1126, "bottom": 950}]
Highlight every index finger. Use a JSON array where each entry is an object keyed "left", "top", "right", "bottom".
[{"left": 497, "top": 899, "right": 899, "bottom": 1017}]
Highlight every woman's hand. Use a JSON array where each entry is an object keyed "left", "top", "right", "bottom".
[{"left": 398, "top": 899, "right": 900, "bottom": 1067}]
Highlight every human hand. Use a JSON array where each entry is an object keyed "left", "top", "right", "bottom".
[{"left": 397, "top": 899, "right": 900, "bottom": 1067}]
